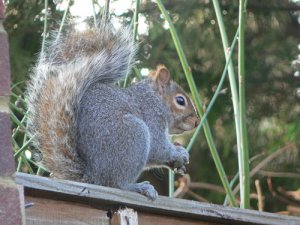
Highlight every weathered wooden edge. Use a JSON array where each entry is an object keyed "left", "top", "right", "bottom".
[
  {"left": 16, "top": 172, "right": 300, "bottom": 225},
  {"left": 111, "top": 208, "right": 138, "bottom": 225}
]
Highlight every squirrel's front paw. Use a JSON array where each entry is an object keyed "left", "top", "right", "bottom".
[
  {"left": 175, "top": 165, "right": 187, "bottom": 175},
  {"left": 126, "top": 181, "right": 158, "bottom": 201},
  {"left": 138, "top": 181, "right": 158, "bottom": 201},
  {"left": 168, "top": 146, "right": 189, "bottom": 175}
]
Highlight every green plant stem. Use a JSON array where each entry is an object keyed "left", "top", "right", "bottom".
[
  {"left": 187, "top": 29, "right": 239, "bottom": 152},
  {"left": 56, "top": 0, "right": 70, "bottom": 41},
  {"left": 10, "top": 93, "right": 26, "bottom": 104},
  {"left": 211, "top": 0, "right": 240, "bottom": 140},
  {"left": 41, "top": 0, "right": 48, "bottom": 55},
  {"left": 168, "top": 170, "right": 174, "bottom": 197},
  {"left": 211, "top": 0, "right": 245, "bottom": 207},
  {"left": 27, "top": 158, "right": 49, "bottom": 173},
  {"left": 37, "top": 167, "right": 44, "bottom": 176},
  {"left": 14, "top": 135, "right": 35, "bottom": 158},
  {"left": 133, "top": 0, "right": 140, "bottom": 41},
  {"left": 10, "top": 111, "right": 26, "bottom": 134},
  {"left": 11, "top": 81, "right": 25, "bottom": 90},
  {"left": 17, "top": 157, "right": 23, "bottom": 172},
  {"left": 21, "top": 153, "right": 34, "bottom": 174},
  {"left": 223, "top": 172, "right": 239, "bottom": 206},
  {"left": 156, "top": 0, "right": 237, "bottom": 207},
  {"left": 104, "top": 0, "right": 110, "bottom": 22},
  {"left": 238, "top": 0, "right": 250, "bottom": 209},
  {"left": 12, "top": 137, "right": 20, "bottom": 151},
  {"left": 9, "top": 102, "right": 24, "bottom": 115}
]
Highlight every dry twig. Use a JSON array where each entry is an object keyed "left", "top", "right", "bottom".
[{"left": 255, "top": 179, "right": 264, "bottom": 211}]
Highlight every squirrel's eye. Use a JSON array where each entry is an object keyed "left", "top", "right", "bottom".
[{"left": 176, "top": 96, "right": 185, "bottom": 106}]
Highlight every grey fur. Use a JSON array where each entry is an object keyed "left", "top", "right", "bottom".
[
  {"left": 77, "top": 80, "right": 189, "bottom": 199},
  {"left": 26, "top": 22, "right": 193, "bottom": 200}
]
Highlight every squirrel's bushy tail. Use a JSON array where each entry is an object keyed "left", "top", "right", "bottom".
[{"left": 26, "top": 22, "right": 136, "bottom": 180}]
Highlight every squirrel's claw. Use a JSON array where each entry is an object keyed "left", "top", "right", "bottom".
[
  {"left": 175, "top": 166, "right": 186, "bottom": 175},
  {"left": 168, "top": 146, "right": 189, "bottom": 174}
]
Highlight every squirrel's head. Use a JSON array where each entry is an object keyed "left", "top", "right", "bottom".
[{"left": 149, "top": 65, "right": 200, "bottom": 134}]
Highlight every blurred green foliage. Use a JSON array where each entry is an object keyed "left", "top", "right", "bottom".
[{"left": 5, "top": 0, "right": 300, "bottom": 213}]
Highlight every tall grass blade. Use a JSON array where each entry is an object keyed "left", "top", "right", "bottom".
[
  {"left": 238, "top": 0, "right": 250, "bottom": 208},
  {"left": 156, "top": 0, "right": 237, "bottom": 207},
  {"left": 187, "top": 30, "right": 239, "bottom": 152}
]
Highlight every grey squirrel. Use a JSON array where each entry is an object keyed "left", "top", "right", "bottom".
[{"left": 26, "top": 22, "right": 200, "bottom": 200}]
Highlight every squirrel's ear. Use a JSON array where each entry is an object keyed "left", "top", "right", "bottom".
[
  {"left": 150, "top": 65, "right": 171, "bottom": 93},
  {"left": 157, "top": 67, "right": 170, "bottom": 85}
]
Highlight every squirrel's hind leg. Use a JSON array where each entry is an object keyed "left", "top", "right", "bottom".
[
  {"left": 78, "top": 110, "right": 158, "bottom": 199},
  {"left": 117, "top": 114, "right": 158, "bottom": 200}
]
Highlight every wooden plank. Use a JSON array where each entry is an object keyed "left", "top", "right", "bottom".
[
  {"left": 138, "top": 212, "right": 220, "bottom": 225},
  {"left": 25, "top": 196, "right": 109, "bottom": 225},
  {"left": 16, "top": 172, "right": 300, "bottom": 225},
  {"left": 111, "top": 208, "right": 138, "bottom": 225}
]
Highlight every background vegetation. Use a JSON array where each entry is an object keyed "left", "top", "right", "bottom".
[{"left": 5, "top": 0, "right": 300, "bottom": 215}]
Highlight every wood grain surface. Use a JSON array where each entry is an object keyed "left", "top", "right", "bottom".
[{"left": 17, "top": 172, "right": 300, "bottom": 225}]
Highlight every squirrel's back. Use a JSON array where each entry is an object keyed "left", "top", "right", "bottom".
[{"left": 26, "top": 22, "right": 136, "bottom": 180}]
